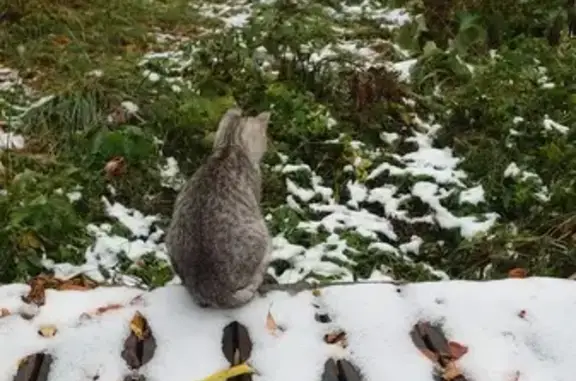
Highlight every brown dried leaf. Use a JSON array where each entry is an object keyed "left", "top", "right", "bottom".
[
  {"left": 266, "top": 309, "right": 281, "bottom": 336},
  {"left": 312, "top": 288, "right": 322, "bottom": 297},
  {"left": 52, "top": 35, "right": 71, "bottom": 46},
  {"left": 129, "top": 311, "right": 148, "bottom": 340},
  {"left": 92, "top": 303, "right": 124, "bottom": 316},
  {"left": 23, "top": 275, "right": 50, "bottom": 305},
  {"left": 508, "top": 268, "right": 528, "bottom": 278},
  {"left": 104, "top": 156, "right": 126, "bottom": 178},
  {"left": 129, "top": 294, "right": 145, "bottom": 306},
  {"left": 324, "top": 330, "right": 348, "bottom": 348},
  {"left": 447, "top": 341, "right": 468, "bottom": 360},
  {"left": 0, "top": 308, "right": 10, "bottom": 317},
  {"left": 38, "top": 325, "right": 58, "bottom": 338},
  {"left": 442, "top": 361, "right": 463, "bottom": 381}
]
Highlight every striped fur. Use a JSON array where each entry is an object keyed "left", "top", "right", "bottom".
[{"left": 166, "top": 107, "right": 272, "bottom": 309}]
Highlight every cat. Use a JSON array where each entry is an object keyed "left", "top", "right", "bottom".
[{"left": 166, "top": 107, "right": 272, "bottom": 309}]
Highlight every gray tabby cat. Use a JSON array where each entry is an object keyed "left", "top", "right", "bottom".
[{"left": 166, "top": 107, "right": 272, "bottom": 309}]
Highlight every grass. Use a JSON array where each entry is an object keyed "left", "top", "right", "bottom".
[{"left": 0, "top": 0, "right": 575, "bottom": 286}]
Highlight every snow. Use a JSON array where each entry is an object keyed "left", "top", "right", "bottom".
[
  {"left": 403, "top": 278, "right": 576, "bottom": 381},
  {"left": 543, "top": 115, "right": 570, "bottom": 134},
  {"left": 380, "top": 131, "right": 400, "bottom": 144},
  {"left": 399, "top": 235, "right": 424, "bottom": 255},
  {"left": 232, "top": 291, "right": 332, "bottom": 381},
  {"left": 103, "top": 197, "right": 159, "bottom": 238},
  {"left": 271, "top": 234, "right": 355, "bottom": 284},
  {"left": 159, "top": 157, "right": 185, "bottom": 191},
  {"left": 321, "top": 283, "right": 434, "bottom": 381},
  {"left": 459, "top": 185, "right": 485, "bottom": 205},
  {"left": 412, "top": 182, "right": 498, "bottom": 239},
  {"left": 1, "top": 0, "right": 557, "bottom": 294},
  {"left": 120, "top": 101, "right": 140, "bottom": 114},
  {"left": 43, "top": 196, "right": 168, "bottom": 283},
  {"left": 390, "top": 59, "right": 417, "bottom": 82},
  {"left": 140, "top": 286, "right": 231, "bottom": 381},
  {"left": 3, "top": 278, "right": 576, "bottom": 381},
  {"left": 504, "top": 162, "right": 522, "bottom": 177},
  {"left": 0, "top": 130, "right": 25, "bottom": 150},
  {"left": 0, "top": 285, "right": 142, "bottom": 381}
]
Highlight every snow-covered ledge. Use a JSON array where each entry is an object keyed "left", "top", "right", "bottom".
[{"left": 1, "top": 277, "right": 575, "bottom": 381}]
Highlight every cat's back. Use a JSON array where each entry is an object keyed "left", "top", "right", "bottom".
[{"left": 172, "top": 146, "right": 261, "bottom": 237}]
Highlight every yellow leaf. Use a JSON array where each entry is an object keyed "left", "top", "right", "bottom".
[
  {"left": 199, "top": 363, "right": 254, "bottom": 381},
  {"left": 38, "top": 325, "right": 58, "bottom": 338},
  {"left": 18, "top": 231, "right": 43, "bottom": 250},
  {"left": 129, "top": 311, "right": 146, "bottom": 340}
]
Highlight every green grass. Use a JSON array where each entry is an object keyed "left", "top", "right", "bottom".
[{"left": 1, "top": 0, "right": 575, "bottom": 285}]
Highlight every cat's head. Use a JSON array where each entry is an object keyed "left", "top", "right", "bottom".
[{"left": 213, "top": 107, "right": 271, "bottom": 164}]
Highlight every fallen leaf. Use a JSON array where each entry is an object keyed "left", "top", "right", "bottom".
[
  {"left": 199, "top": 363, "right": 254, "bottom": 381},
  {"left": 508, "top": 268, "right": 528, "bottom": 278},
  {"left": 92, "top": 303, "right": 124, "bottom": 316},
  {"left": 442, "top": 361, "right": 463, "bottom": 381},
  {"left": 312, "top": 288, "right": 322, "bottom": 297},
  {"left": 129, "top": 294, "right": 145, "bottom": 306},
  {"left": 129, "top": 311, "right": 148, "bottom": 340},
  {"left": 59, "top": 275, "right": 98, "bottom": 291},
  {"left": 52, "top": 35, "right": 70, "bottom": 46},
  {"left": 22, "top": 274, "right": 50, "bottom": 305},
  {"left": 447, "top": 341, "right": 468, "bottom": 360},
  {"left": 0, "top": 308, "right": 10, "bottom": 317},
  {"left": 324, "top": 330, "right": 348, "bottom": 348},
  {"left": 265, "top": 308, "right": 284, "bottom": 336},
  {"left": 104, "top": 156, "right": 126, "bottom": 178},
  {"left": 38, "top": 325, "right": 58, "bottom": 338},
  {"left": 18, "top": 231, "right": 43, "bottom": 250},
  {"left": 518, "top": 309, "right": 527, "bottom": 319}
]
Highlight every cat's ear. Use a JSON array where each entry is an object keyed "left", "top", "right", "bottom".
[
  {"left": 214, "top": 107, "right": 242, "bottom": 148},
  {"left": 255, "top": 111, "right": 271, "bottom": 127},
  {"left": 217, "top": 107, "right": 243, "bottom": 131}
]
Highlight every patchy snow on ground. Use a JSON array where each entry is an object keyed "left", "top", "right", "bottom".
[
  {"left": 0, "top": 0, "right": 561, "bottom": 287},
  {"left": 2, "top": 278, "right": 576, "bottom": 381},
  {"left": 29, "top": 0, "right": 503, "bottom": 285},
  {"left": 43, "top": 197, "right": 168, "bottom": 285}
]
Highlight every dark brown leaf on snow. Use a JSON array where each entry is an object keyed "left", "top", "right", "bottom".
[
  {"left": 121, "top": 311, "right": 156, "bottom": 369},
  {"left": 324, "top": 330, "right": 348, "bottom": 348},
  {"left": 410, "top": 322, "right": 468, "bottom": 381},
  {"left": 221, "top": 321, "right": 253, "bottom": 365},
  {"left": 321, "top": 359, "right": 363, "bottom": 381},
  {"left": 13, "top": 353, "right": 53, "bottom": 381}
]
